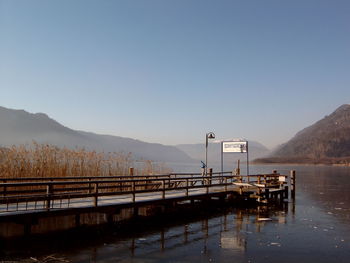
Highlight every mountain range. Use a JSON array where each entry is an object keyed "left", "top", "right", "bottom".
[
  {"left": 255, "top": 104, "right": 350, "bottom": 164},
  {"left": 4, "top": 104, "right": 350, "bottom": 165},
  {"left": 0, "top": 106, "right": 193, "bottom": 162},
  {"left": 0, "top": 106, "right": 270, "bottom": 163}
]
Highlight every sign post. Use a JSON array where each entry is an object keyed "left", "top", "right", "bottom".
[{"left": 221, "top": 140, "right": 249, "bottom": 181}]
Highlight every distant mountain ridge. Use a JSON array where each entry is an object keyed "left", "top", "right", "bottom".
[
  {"left": 0, "top": 106, "right": 193, "bottom": 163},
  {"left": 176, "top": 141, "right": 270, "bottom": 163},
  {"left": 257, "top": 104, "right": 350, "bottom": 164}
]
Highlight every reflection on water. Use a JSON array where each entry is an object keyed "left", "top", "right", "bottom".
[
  {"left": 296, "top": 165, "right": 350, "bottom": 223},
  {"left": 62, "top": 204, "right": 289, "bottom": 263},
  {"left": 2, "top": 165, "right": 350, "bottom": 263}
]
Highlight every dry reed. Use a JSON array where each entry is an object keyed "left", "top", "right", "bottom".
[{"left": 0, "top": 142, "right": 172, "bottom": 179}]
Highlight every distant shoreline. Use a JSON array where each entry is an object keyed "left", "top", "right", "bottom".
[{"left": 252, "top": 157, "right": 350, "bottom": 167}]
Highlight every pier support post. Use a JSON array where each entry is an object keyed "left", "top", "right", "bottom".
[{"left": 290, "top": 170, "right": 296, "bottom": 199}]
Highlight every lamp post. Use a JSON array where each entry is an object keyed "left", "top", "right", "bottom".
[{"left": 205, "top": 132, "right": 215, "bottom": 177}]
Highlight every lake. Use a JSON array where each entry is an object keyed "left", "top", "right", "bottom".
[{"left": 1, "top": 164, "right": 350, "bottom": 262}]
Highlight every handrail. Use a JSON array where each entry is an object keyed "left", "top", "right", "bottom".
[
  {"left": 0, "top": 172, "right": 280, "bottom": 182},
  {"left": 0, "top": 175, "right": 235, "bottom": 187},
  {"left": 0, "top": 173, "right": 202, "bottom": 182},
  {"left": 0, "top": 172, "right": 287, "bottom": 213}
]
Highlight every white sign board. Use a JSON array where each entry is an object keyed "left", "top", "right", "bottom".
[{"left": 222, "top": 141, "right": 247, "bottom": 153}]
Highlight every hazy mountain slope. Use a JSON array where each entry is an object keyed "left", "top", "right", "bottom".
[
  {"left": 0, "top": 106, "right": 193, "bottom": 162},
  {"left": 176, "top": 141, "right": 270, "bottom": 163},
  {"left": 77, "top": 131, "right": 194, "bottom": 162},
  {"left": 270, "top": 104, "right": 350, "bottom": 161}
]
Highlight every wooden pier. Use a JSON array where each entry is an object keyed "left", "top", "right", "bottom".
[{"left": 0, "top": 170, "right": 295, "bottom": 237}]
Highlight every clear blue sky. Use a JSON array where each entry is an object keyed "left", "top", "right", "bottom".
[{"left": 1, "top": 0, "right": 349, "bottom": 149}]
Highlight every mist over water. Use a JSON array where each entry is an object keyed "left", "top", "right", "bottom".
[{"left": 2, "top": 165, "right": 350, "bottom": 262}]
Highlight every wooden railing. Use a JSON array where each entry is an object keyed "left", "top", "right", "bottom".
[{"left": 0, "top": 172, "right": 287, "bottom": 213}]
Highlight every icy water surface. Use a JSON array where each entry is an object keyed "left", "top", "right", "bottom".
[{"left": 1, "top": 165, "right": 350, "bottom": 262}]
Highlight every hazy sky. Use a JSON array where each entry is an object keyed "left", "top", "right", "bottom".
[{"left": 1, "top": 0, "right": 350, "bottom": 149}]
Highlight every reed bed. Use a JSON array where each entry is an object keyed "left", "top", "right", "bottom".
[
  {"left": 0, "top": 142, "right": 171, "bottom": 179},
  {"left": 0, "top": 143, "right": 172, "bottom": 195}
]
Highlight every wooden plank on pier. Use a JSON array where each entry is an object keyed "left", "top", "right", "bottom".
[
  {"left": 253, "top": 183, "right": 266, "bottom": 188},
  {"left": 233, "top": 183, "right": 252, "bottom": 187}
]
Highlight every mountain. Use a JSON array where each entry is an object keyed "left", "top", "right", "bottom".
[
  {"left": 258, "top": 104, "right": 350, "bottom": 164},
  {"left": 0, "top": 106, "right": 193, "bottom": 163},
  {"left": 176, "top": 141, "right": 270, "bottom": 164}
]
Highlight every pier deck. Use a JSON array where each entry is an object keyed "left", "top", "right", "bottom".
[{"left": 0, "top": 171, "right": 295, "bottom": 236}]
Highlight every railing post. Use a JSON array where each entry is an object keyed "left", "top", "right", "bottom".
[
  {"left": 94, "top": 183, "right": 99, "bottom": 207},
  {"left": 209, "top": 168, "right": 213, "bottom": 186},
  {"left": 3, "top": 180, "right": 7, "bottom": 197},
  {"left": 132, "top": 180, "right": 136, "bottom": 202},
  {"left": 206, "top": 169, "right": 211, "bottom": 194},
  {"left": 162, "top": 179, "right": 165, "bottom": 199},
  {"left": 46, "top": 184, "right": 53, "bottom": 210},
  {"left": 186, "top": 178, "right": 189, "bottom": 197},
  {"left": 291, "top": 170, "right": 296, "bottom": 199},
  {"left": 88, "top": 178, "right": 92, "bottom": 194},
  {"left": 224, "top": 177, "right": 227, "bottom": 191},
  {"left": 235, "top": 159, "right": 241, "bottom": 175}
]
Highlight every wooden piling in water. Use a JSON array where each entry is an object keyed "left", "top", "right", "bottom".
[
  {"left": 290, "top": 170, "right": 296, "bottom": 199},
  {"left": 284, "top": 186, "right": 289, "bottom": 199}
]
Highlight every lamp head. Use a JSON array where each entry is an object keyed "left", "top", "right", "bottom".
[{"left": 207, "top": 132, "right": 215, "bottom": 139}]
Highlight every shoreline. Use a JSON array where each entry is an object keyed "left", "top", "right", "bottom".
[{"left": 252, "top": 158, "right": 350, "bottom": 167}]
